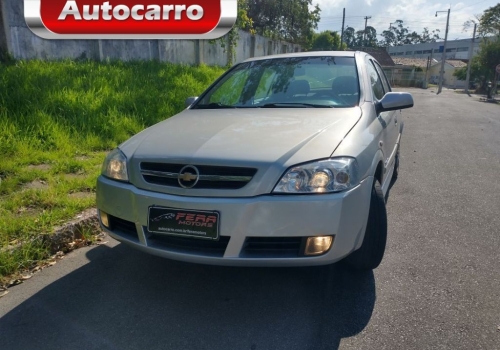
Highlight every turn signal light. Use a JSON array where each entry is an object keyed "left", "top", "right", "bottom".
[
  {"left": 99, "top": 210, "right": 110, "bottom": 228},
  {"left": 304, "top": 236, "right": 334, "bottom": 256}
]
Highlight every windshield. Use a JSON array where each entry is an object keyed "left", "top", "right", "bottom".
[{"left": 193, "top": 56, "right": 360, "bottom": 109}]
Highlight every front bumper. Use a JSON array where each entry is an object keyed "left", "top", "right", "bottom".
[{"left": 96, "top": 176, "right": 373, "bottom": 266}]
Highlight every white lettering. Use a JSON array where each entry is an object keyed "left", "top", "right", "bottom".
[
  {"left": 58, "top": 2, "right": 206, "bottom": 22},
  {"left": 101, "top": 1, "right": 112, "bottom": 20},
  {"left": 175, "top": 5, "right": 186, "bottom": 20},
  {"left": 131, "top": 5, "right": 144, "bottom": 20},
  {"left": 145, "top": 5, "right": 161, "bottom": 20},
  {"left": 113, "top": 5, "right": 130, "bottom": 20},
  {"left": 82, "top": 5, "right": 99, "bottom": 20},
  {"left": 58, "top": 0, "right": 81, "bottom": 20},
  {"left": 187, "top": 5, "right": 203, "bottom": 20},
  {"left": 162, "top": 5, "right": 174, "bottom": 20}
]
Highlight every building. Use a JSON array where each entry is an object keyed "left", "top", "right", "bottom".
[
  {"left": 386, "top": 38, "right": 481, "bottom": 61},
  {"left": 391, "top": 57, "right": 467, "bottom": 88},
  {"left": 427, "top": 60, "right": 467, "bottom": 88},
  {"left": 348, "top": 47, "right": 396, "bottom": 67}
]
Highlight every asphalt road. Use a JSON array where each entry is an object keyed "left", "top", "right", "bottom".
[{"left": 1, "top": 88, "right": 499, "bottom": 350}]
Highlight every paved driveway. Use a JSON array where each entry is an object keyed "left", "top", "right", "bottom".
[{"left": 1, "top": 88, "right": 499, "bottom": 350}]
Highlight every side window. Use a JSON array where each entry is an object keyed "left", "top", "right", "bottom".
[
  {"left": 373, "top": 61, "right": 391, "bottom": 93},
  {"left": 366, "top": 60, "right": 385, "bottom": 100}
]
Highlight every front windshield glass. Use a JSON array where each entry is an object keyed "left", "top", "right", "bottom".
[{"left": 193, "top": 56, "right": 360, "bottom": 109}]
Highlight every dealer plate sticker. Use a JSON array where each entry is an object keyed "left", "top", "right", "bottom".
[{"left": 147, "top": 206, "right": 220, "bottom": 240}]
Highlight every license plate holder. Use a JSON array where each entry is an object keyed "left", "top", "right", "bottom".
[{"left": 147, "top": 206, "right": 220, "bottom": 241}]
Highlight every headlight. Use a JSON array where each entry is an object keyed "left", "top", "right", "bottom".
[
  {"left": 273, "top": 158, "right": 359, "bottom": 194},
  {"left": 101, "top": 148, "right": 129, "bottom": 182}
]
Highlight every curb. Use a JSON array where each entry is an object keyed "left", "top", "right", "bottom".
[
  {"left": 46, "top": 208, "right": 101, "bottom": 254},
  {"left": 1, "top": 208, "right": 103, "bottom": 291}
]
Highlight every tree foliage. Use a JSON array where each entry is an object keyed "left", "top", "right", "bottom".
[
  {"left": 310, "top": 31, "right": 346, "bottom": 51},
  {"left": 454, "top": 38, "right": 500, "bottom": 91},
  {"left": 342, "top": 26, "right": 357, "bottom": 47},
  {"left": 247, "top": 0, "right": 321, "bottom": 46},
  {"left": 340, "top": 25, "right": 378, "bottom": 47},
  {"left": 379, "top": 20, "right": 440, "bottom": 46}
]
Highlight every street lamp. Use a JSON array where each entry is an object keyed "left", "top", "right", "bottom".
[{"left": 435, "top": 9, "right": 450, "bottom": 95}]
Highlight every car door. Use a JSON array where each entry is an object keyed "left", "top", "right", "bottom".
[
  {"left": 365, "top": 58, "right": 398, "bottom": 178},
  {"left": 373, "top": 59, "right": 400, "bottom": 158}
]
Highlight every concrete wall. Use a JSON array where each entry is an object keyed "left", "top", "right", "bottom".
[{"left": 2, "top": 0, "right": 302, "bottom": 65}]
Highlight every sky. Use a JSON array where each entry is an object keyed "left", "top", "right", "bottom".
[{"left": 314, "top": 0, "right": 499, "bottom": 41}]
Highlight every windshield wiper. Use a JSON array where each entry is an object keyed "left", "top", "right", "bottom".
[
  {"left": 260, "top": 103, "right": 334, "bottom": 108},
  {"left": 193, "top": 102, "right": 237, "bottom": 109}
]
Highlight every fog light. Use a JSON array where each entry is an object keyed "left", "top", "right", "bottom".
[
  {"left": 304, "top": 236, "right": 333, "bottom": 256},
  {"left": 100, "top": 210, "right": 110, "bottom": 228}
]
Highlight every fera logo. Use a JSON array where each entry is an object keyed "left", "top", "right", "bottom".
[
  {"left": 175, "top": 212, "right": 217, "bottom": 228},
  {"left": 24, "top": 0, "right": 237, "bottom": 39}
]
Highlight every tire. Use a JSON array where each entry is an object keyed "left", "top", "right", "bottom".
[{"left": 344, "top": 179, "right": 388, "bottom": 271}]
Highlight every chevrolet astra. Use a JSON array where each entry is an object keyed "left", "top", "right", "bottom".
[{"left": 97, "top": 51, "right": 414, "bottom": 271}]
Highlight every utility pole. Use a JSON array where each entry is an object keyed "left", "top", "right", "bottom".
[
  {"left": 465, "top": 22, "right": 477, "bottom": 95},
  {"left": 340, "top": 8, "right": 345, "bottom": 49},
  {"left": 436, "top": 9, "right": 450, "bottom": 95},
  {"left": 363, "top": 16, "right": 372, "bottom": 46}
]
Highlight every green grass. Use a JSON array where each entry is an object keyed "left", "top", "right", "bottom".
[{"left": 0, "top": 59, "right": 225, "bottom": 279}]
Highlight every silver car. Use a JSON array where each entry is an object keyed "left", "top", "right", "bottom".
[{"left": 97, "top": 51, "right": 413, "bottom": 271}]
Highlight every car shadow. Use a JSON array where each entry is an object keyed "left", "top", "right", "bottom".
[
  {"left": 0, "top": 243, "right": 376, "bottom": 350},
  {"left": 385, "top": 174, "right": 398, "bottom": 203}
]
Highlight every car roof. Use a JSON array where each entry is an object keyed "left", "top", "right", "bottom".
[{"left": 243, "top": 51, "right": 361, "bottom": 63}]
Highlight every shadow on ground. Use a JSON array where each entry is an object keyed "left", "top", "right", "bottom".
[{"left": 0, "top": 243, "right": 376, "bottom": 350}]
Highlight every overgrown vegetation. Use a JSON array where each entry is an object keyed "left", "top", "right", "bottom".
[
  {"left": 457, "top": 4, "right": 500, "bottom": 93},
  {"left": 0, "top": 60, "right": 225, "bottom": 279}
]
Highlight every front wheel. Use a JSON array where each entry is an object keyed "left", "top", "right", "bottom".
[{"left": 343, "top": 179, "right": 388, "bottom": 271}]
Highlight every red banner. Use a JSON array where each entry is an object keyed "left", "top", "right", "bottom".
[{"left": 39, "top": 0, "right": 221, "bottom": 35}]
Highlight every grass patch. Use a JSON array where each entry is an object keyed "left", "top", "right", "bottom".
[{"left": 0, "top": 59, "right": 225, "bottom": 279}]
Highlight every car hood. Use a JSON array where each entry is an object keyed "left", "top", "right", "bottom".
[
  {"left": 123, "top": 107, "right": 361, "bottom": 196},
  {"left": 126, "top": 108, "right": 361, "bottom": 162}
]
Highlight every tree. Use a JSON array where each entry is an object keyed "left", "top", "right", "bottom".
[
  {"left": 342, "top": 26, "right": 357, "bottom": 47},
  {"left": 455, "top": 39, "right": 500, "bottom": 92},
  {"left": 364, "top": 26, "right": 378, "bottom": 47},
  {"left": 311, "top": 31, "right": 346, "bottom": 51},
  {"left": 464, "top": 3, "right": 500, "bottom": 38},
  {"left": 247, "top": 0, "right": 321, "bottom": 46},
  {"left": 380, "top": 29, "right": 396, "bottom": 47},
  {"left": 378, "top": 20, "right": 440, "bottom": 46},
  {"left": 420, "top": 27, "right": 441, "bottom": 43},
  {"left": 394, "top": 20, "right": 410, "bottom": 46},
  {"left": 477, "top": 3, "right": 500, "bottom": 37},
  {"left": 477, "top": 38, "right": 500, "bottom": 85}
]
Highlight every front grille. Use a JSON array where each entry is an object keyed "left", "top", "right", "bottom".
[
  {"left": 140, "top": 163, "right": 257, "bottom": 190},
  {"left": 146, "top": 232, "right": 230, "bottom": 257},
  {"left": 241, "top": 237, "right": 304, "bottom": 258},
  {"left": 109, "top": 215, "right": 139, "bottom": 242}
]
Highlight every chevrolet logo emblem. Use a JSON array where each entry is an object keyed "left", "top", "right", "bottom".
[
  {"left": 178, "top": 165, "right": 200, "bottom": 189},
  {"left": 179, "top": 172, "right": 197, "bottom": 182}
]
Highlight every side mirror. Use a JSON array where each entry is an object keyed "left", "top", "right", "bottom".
[
  {"left": 377, "top": 92, "right": 414, "bottom": 113},
  {"left": 185, "top": 96, "right": 198, "bottom": 108}
]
